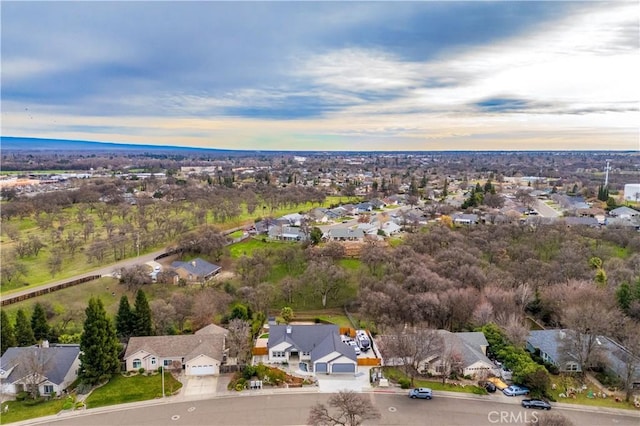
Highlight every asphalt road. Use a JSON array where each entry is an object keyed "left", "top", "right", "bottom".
[{"left": 29, "top": 393, "right": 640, "bottom": 426}]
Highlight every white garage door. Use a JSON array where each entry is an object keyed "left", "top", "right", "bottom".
[{"left": 190, "top": 364, "right": 215, "bottom": 376}]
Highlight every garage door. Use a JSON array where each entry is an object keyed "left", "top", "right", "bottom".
[
  {"left": 190, "top": 364, "right": 215, "bottom": 375},
  {"left": 331, "top": 363, "right": 356, "bottom": 373},
  {"left": 315, "top": 362, "right": 327, "bottom": 373}
]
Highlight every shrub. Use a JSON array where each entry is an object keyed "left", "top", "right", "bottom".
[
  {"left": 23, "top": 397, "right": 45, "bottom": 406},
  {"left": 16, "top": 391, "right": 29, "bottom": 401},
  {"left": 398, "top": 378, "right": 411, "bottom": 389},
  {"left": 138, "top": 368, "right": 145, "bottom": 374}
]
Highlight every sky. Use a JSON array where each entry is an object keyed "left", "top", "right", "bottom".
[{"left": 1, "top": 1, "right": 639, "bottom": 151}]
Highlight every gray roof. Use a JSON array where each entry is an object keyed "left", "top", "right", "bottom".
[
  {"left": 452, "top": 213, "right": 479, "bottom": 223},
  {"left": 526, "top": 329, "right": 573, "bottom": 364},
  {"left": 437, "top": 331, "right": 492, "bottom": 368},
  {"left": 563, "top": 217, "right": 599, "bottom": 227},
  {"left": 456, "top": 332, "right": 489, "bottom": 350},
  {"left": 268, "top": 325, "right": 356, "bottom": 363},
  {"left": 171, "top": 258, "right": 221, "bottom": 277},
  {"left": 609, "top": 206, "right": 639, "bottom": 217},
  {"left": 195, "top": 323, "right": 229, "bottom": 336},
  {"left": 327, "top": 227, "right": 364, "bottom": 239},
  {"left": 124, "top": 334, "right": 225, "bottom": 363},
  {"left": 268, "top": 226, "right": 307, "bottom": 240},
  {"left": 0, "top": 345, "right": 80, "bottom": 385}
]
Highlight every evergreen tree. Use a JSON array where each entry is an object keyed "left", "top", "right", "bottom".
[
  {"left": 133, "top": 290, "right": 154, "bottom": 336},
  {"left": 31, "top": 303, "right": 50, "bottom": 342},
  {"left": 616, "top": 282, "right": 632, "bottom": 313},
  {"left": 115, "top": 295, "right": 134, "bottom": 340},
  {"left": 15, "top": 309, "right": 36, "bottom": 346},
  {"left": 79, "top": 297, "right": 120, "bottom": 385},
  {"left": 1, "top": 310, "right": 17, "bottom": 354}
]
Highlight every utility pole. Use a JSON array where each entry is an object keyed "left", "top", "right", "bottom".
[{"left": 604, "top": 160, "right": 611, "bottom": 188}]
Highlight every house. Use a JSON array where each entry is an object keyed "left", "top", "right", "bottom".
[
  {"left": 452, "top": 213, "right": 479, "bottom": 225},
  {"left": 527, "top": 330, "right": 640, "bottom": 386},
  {"left": 266, "top": 325, "right": 357, "bottom": 374},
  {"left": 420, "top": 331, "right": 498, "bottom": 379},
  {"left": 308, "top": 208, "right": 330, "bottom": 223},
  {"left": 171, "top": 258, "right": 221, "bottom": 283},
  {"left": 563, "top": 216, "right": 600, "bottom": 227},
  {"left": 526, "top": 329, "right": 581, "bottom": 372},
  {"left": 124, "top": 329, "right": 226, "bottom": 376},
  {"left": 380, "top": 221, "right": 401, "bottom": 236},
  {"left": 369, "top": 198, "right": 386, "bottom": 209},
  {"left": 355, "top": 202, "right": 374, "bottom": 214},
  {"left": 609, "top": 206, "right": 640, "bottom": 219},
  {"left": 324, "top": 227, "right": 365, "bottom": 242},
  {"left": 281, "top": 213, "right": 304, "bottom": 226},
  {"left": 268, "top": 225, "right": 308, "bottom": 242},
  {"left": 0, "top": 343, "right": 81, "bottom": 397}
]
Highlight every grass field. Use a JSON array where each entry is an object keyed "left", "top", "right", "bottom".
[
  {"left": 85, "top": 372, "right": 182, "bottom": 409},
  {"left": 548, "top": 375, "right": 637, "bottom": 410},
  {"left": 0, "top": 398, "right": 66, "bottom": 425},
  {"left": 1, "top": 195, "right": 357, "bottom": 292}
]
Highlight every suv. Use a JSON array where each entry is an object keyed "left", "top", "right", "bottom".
[
  {"left": 521, "top": 399, "right": 551, "bottom": 410},
  {"left": 503, "top": 385, "right": 530, "bottom": 396},
  {"left": 408, "top": 388, "right": 433, "bottom": 399}
]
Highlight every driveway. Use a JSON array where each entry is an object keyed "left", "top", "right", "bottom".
[
  {"left": 317, "top": 367, "right": 372, "bottom": 393},
  {"left": 182, "top": 375, "right": 218, "bottom": 397}
]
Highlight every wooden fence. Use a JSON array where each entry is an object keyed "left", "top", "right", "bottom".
[
  {"left": 1, "top": 274, "right": 102, "bottom": 306},
  {"left": 252, "top": 346, "right": 268, "bottom": 356},
  {"left": 358, "top": 358, "right": 382, "bottom": 366}
]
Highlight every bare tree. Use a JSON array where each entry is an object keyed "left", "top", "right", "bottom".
[
  {"left": 150, "top": 299, "right": 176, "bottom": 335},
  {"left": 308, "top": 390, "right": 381, "bottom": 426},
  {"left": 303, "top": 260, "right": 347, "bottom": 308},
  {"left": 118, "top": 265, "right": 152, "bottom": 293},
  {"left": 227, "top": 319, "right": 252, "bottom": 365},
  {"left": 22, "top": 347, "right": 56, "bottom": 399},
  {"left": 377, "top": 327, "right": 443, "bottom": 386},
  {"left": 559, "top": 283, "right": 616, "bottom": 372}
]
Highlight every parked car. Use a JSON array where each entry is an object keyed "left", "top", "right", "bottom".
[
  {"left": 521, "top": 399, "right": 551, "bottom": 410},
  {"left": 503, "top": 385, "right": 530, "bottom": 396},
  {"left": 479, "top": 381, "right": 496, "bottom": 393},
  {"left": 409, "top": 388, "right": 433, "bottom": 399}
]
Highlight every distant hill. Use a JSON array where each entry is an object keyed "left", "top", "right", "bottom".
[{"left": 0, "top": 136, "right": 238, "bottom": 153}]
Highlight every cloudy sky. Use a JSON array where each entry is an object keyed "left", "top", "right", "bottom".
[{"left": 2, "top": 1, "right": 638, "bottom": 151}]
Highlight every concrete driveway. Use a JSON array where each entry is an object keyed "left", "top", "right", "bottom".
[
  {"left": 183, "top": 375, "right": 218, "bottom": 397},
  {"left": 317, "top": 367, "right": 372, "bottom": 393}
]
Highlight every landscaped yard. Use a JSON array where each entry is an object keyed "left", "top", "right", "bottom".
[
  {"left": 382, "top": 367, "right": 487, "bottom": 395},
  {"left": 548, "top": 374, "right": 637, "bottom": 410},
  {"left": 0, "top": 398, "right": 66, "bottom": 425},
  {"left": 84, "top": 372, "right": 182, "bottom": 409}
]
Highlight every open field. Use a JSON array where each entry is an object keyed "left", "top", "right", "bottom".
[
  {"left": 0, "top": 398, "right": 66, "bottom": 425},
  {"left": 1, "top": 195, "right": 355, "bottom": 294}
]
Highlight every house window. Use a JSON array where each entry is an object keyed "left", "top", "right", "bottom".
[
  {"left": 133, "top": 359, "right": 142, "bottom": 369},
  {"left": 43, "top": 385, "right": 54, "bottom": 395},
  {"left": 164, "top": 360, "right": 172, "bottom": 367},
  {"left": 272, "top": 351, "right": 285, "bottom": 358},
  {"left": 566, "top": 363, "right": 579, "bottom": 371},
  {"left": 151, "top": 357, "right": 157, "bottom": 365}
]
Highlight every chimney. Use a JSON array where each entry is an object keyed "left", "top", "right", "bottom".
[
  {"left": 42, "top": 340, "right": 49, "bottom": 348},
  {"left": 286, "top": 326, "right": 292, "bottom": 334}
]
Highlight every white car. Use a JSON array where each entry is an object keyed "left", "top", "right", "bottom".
[{"left": 347, "top": 340, "right": 361, "bottom": 355}]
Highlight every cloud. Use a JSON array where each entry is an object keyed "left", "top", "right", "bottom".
[{"left": 0, "top": 1, "right": 637, "bottom": 150}]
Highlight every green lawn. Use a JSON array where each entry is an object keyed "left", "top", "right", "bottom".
[
  {"left": 383, "top": 367, "right": 487, "bottom": 395},
  {"left": 85, "top": 372, "right": 182, "bottom": 409},
  {"left": 0, "top": 398, "right": 66, "bottom": 425},
  {"left": 338, "top": 258, "right": 361, "bottom": 270}
]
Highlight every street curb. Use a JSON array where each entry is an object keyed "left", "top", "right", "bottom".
[{"left": 12, "top": 384, "right": 640, "bottom": 425}]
